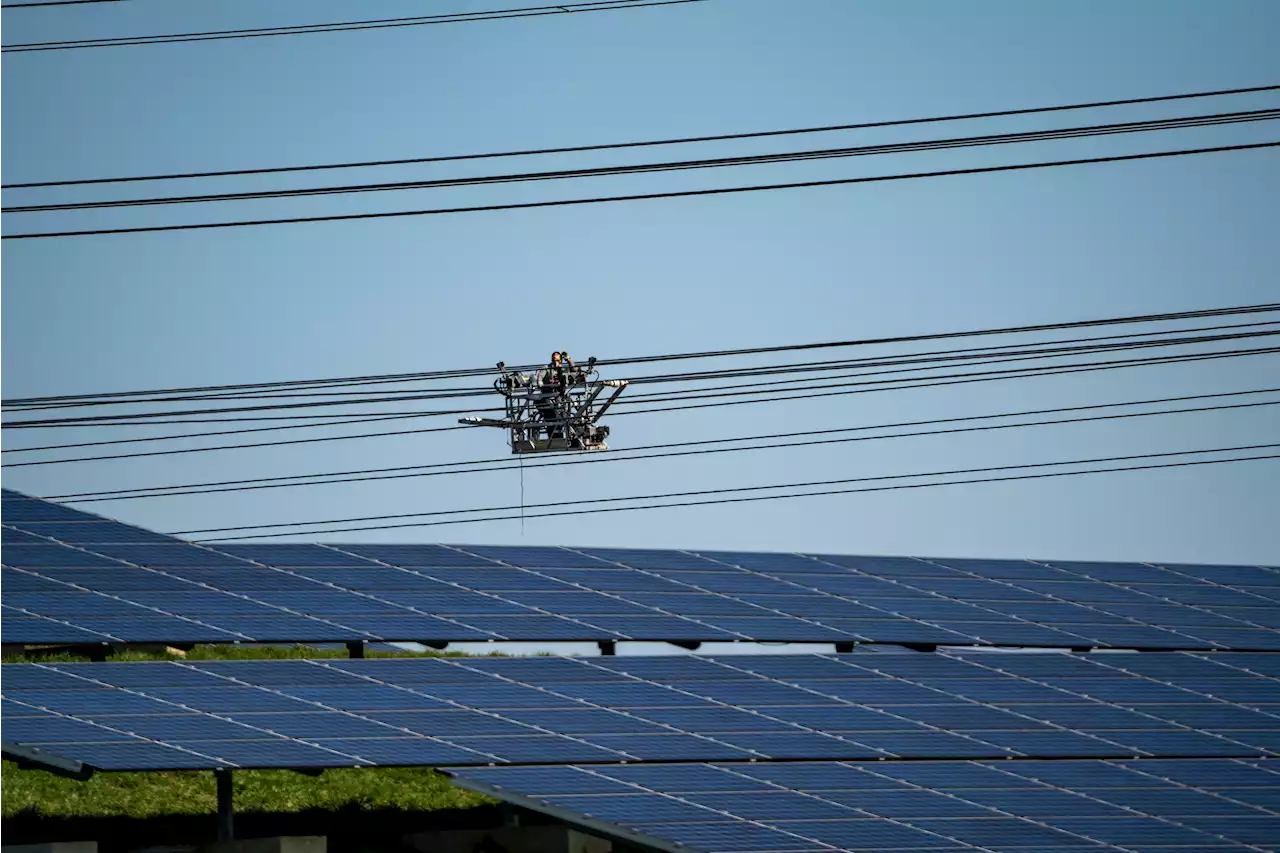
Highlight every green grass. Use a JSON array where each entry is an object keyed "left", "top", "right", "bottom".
[
  {"left": 2, "top": 763, "right": 492, "bottom": 819},
  {"left": 3, "top": 645, "right": 497, "bottom": 821}
]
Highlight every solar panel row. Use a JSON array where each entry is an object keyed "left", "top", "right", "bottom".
[
  {"left": 4, "top": 491, "right": 1279, "bottom": 650},
  {"left": 4, "top": 652, "right": 1279, "bottom": 772},
  {"left": 448, "top": 758, "right": 1280, "bottom": 853}
]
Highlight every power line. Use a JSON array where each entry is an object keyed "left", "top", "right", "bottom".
[
  {"left": 9, "top": 110, "right": 1276, "bottom": 214},
  {"left": 6, "top": 84, "right": 1276, "bottom": 190},
  {"left": 6, "top": 141, "right": 1277, "bottom": 240},
  {"left": 0, "top": 1, "right": 705, "bottom": 52},
  {"left": 52, "top": 392, "right": 1280, "bottom": 502},
  {"left": 8, "top": 338, "right": 1273, "bottom": 430},
  {"left": 3, "top": 0, "right": 125, "bottom": 8},
  {"left": 9, "top": 326, "right": 1271, "bottom": 426},
  {"left": 179, "top": 444, "right": 1280, "bottom": 537},
  {"left": 8, "top": 303, "right": 1274, "bottom": 407},
  {"left": 11, "top": 345, "right": 1274, "bottom": 468}
]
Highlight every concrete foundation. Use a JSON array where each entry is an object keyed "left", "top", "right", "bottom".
[
  {"left": 2, "top": 844, "right": 98, "bottom": 853},
  {"left": 406, "top": 825, "right": 611, "bottom": 853}
]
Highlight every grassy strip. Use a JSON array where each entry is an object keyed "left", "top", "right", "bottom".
[{"left": 3, "top": 645, "right": 496, "bottom": 820}]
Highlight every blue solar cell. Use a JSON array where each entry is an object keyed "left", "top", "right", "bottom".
[
  {"left": 977, "top": 601, "right": 1132, "bottom": 623},
  {"left": 534, "top": 569, "right": 689, "bottom": 593},
  {"left": 850, "top": 731, "right": 1007, "bottom": 758},
  {"left": 2, "top": 617, "right": 117, "bottom": 644},
  {"left": 360, "top": 709, "right": 535, "bottom": 736},
  {"left": 776, "top": 572, "right": 919, "bottom": 598},
  {"left": 716, "top": 731, "right": 886, "bottom": 759},
  {"left": 2, "top": 544, "right": 131, "bottom": 569},
  {"left": 823, "top": 787, "right": 997, "bottom": 816},
  {"left": 163, "top": 568, "right": 329, "bottom": 591},
  {"left": 1202, "top": 654, "right": 1280, "bottom": 677},
  {"left": 1130, "top": 584, "right": 1274, "bottom": 608},
  {"left": 419, "top": 684, "right": 577, "bottom": 708},
  {"left": 1088, "top": 654, "right": 1243, "bottom": 678},
  {"left": 1008, "top": 703, "right": 1176, "bottom": 730},
  {"left": 1, "top": 495, "right": 106, "bottom": 522},
  {"left": 888, "top": 703, "right": 1051, "bottom": 730},
  {"left": 1205, "top": 607, "right": 1280, "bottom": 629},
  {"left": 468, "top": 657, "right": 624, "bottom": 683},
  {"left": 209, "top": 544, "right": 384, "bottom": 566},
  {"left": 415, "top": 567, "right": 578, "bottom": 591},
  {"left": 907, "top": 578, "right": 1053, "bottom": 601},
  {"left": 806, "top": 619, "right": 972, "bottom": 643},
  {"left": 117, "top": 591, "right": 279, "bottom": 615},
  {"left": 1107, "top": 730, "right": 1264, "bottom": 757},
  {"left": 445, "top": 734, "right": 630, "bottom": 763},
  {"left": 551, "top": 681, "right": 703, "bottom": 707},
  {"left": 456, "top": 764, "right": 636, "bottom": 794},
  {"left": 843, "top": 655, "right": 984, "bottom": 679},
  {"left": 794, "top": 680, "right": 955, "bottom": 705},
  {"left": 193, "top": 614, "right": 366, "bottom": 641},
  {"left": 955, "top": 652, "right": 1114, "bottom": 677},
  {"left": 64, "top": 617, "right": 246, "bottom": 643},
  {"left": 545, "top": 792, "right": 721, "bottom": 823},
  {"left": 1090, "top": 786, "right": 1266, "bottom": 815},
  {"left": 374, "top": 591, "right": 528, "bottom": 613},
  {"left": 455, "top": 545, "right": 616, "bottom": 569},
  {"left": 222, "top": 712, "right": 396, "bottom": 739},
  {"left": 278, "top": 685, "right": 445, "bottom": 711},
  {"left": 851, "top": 597, "right": 992, "bottom": 621},
  {"left": 4, "top": 716, "right": 138, "bottom": 742},
  {"left": 1044, "top": 561, "right": 1186, "bottom": 583},
  {"left": 872, "top": 761, "right": 1024, "bottom": 787},
  {"left": 1160, "top": 564, "right": 1280, "bottom": 586},
  {"left": 712, "top": 655, "right": 869, "bottom": 681},
  {"left": 282, "top": 567, "right": 456, "bottom": 590},
  {"left": 245, "top": 591, "right": 410, "bottom": 614},
  {"left": 6, "top": 592, "right": 179, "bottom": 618},
  {"left": 310, "top": 737, "right": 493, "bottom": 765},
  {"left": 11, "top": 690, "right": 178, "bottom": 716},
  {"left": 497, "top": 591, "right": 659, "bottom": 615},
  {"left": 1044, "top": 816, "right": 1221, "bottom": 846},
  {"left": 926, "top": 558, "right": 1080, "bottom": 580},
  {"left": 1177, "top": 816, "right": 1280, "bottom": 845},
  {"left": 501, "top": 708, "right": 667, "bottom": 735},
  {"left": 11, "top": 522, "right": 176, "bottom": 544},
  {"left": 931, "top": 621, "right": 1099, "bottom": 646},
  {"left": 908, "top": 817, "right": 1086, "bottom": 847},
  {"left": 736, "top": 594, "right": 894, "bottom": 619},
  {"left": 699, "top": 617, "right": 852, "bottom": 641},
  {"left": 59, "top": 740, "right": 229, "bottom": 770},
  {"left": 329, "top": 614, "right": 495, "bottom": 640},
  {"left": 1167, "top": 678, "right": 1280, "bottom": 703},
  {"left": 1, "top": 568, "right": 72, "bottom": 592},
  {"left": 325, "top": 658, "right": 493, "bottom": 683},
  {"left": 584, "top": 732, "right": 759, "bottom": 760},
  {"left": 920, "top": 678, "right": 1077, "bottom": 704},
  {"left": 1014, "top": 581, "right": 1159, "bottom": 604},
  {"left": 803, "top": 554, "right": 929, "bottom": 574},
  {"left": 180, "top": 738, "right": 365, "bottom": 767},
  {"left": 25, "top": 563, "right": 202, "bottom": 591},
  {"left": 692, "top": 551, "right": 826, "bottom": 573},
  {"left": 326, "top": 544, "right": 500, "bottom": 567},
  {"left": 576, "top": 548, "right": 726, "bottom": 571},
  {"left": 1177, "top": 627, "right": 1280, "bottom": 650},
  {"left": 3, "top": 526, "right": 55, "bottom": 545},
  {"left": 976, "top": 730, "right": 1129, "bottom": 757},
  {"left": 442, "top": 614, "right": 604, "bottom": 640},
  {"left": 629, "top": 706, "right": 799, "bottom": 732},
  {"left": 109, "top": 714, "right": 268, "bottom": 741},
  {"left": 695, "top": 789, "right": 861, "bottom": 820},
  {"left": 141, "top": 687, "right": 317, "bottom": 713},
  {"left": 763, "top": 705, "right": 922, "bottom": 732},
  {"left": 90, "top": 544, "right": 259, "bottom": 567},
  {"left": 1123, "top": 758, "right": 1280, "bottom": 787},
  {"left": 664, "top": 572, "right": 811, "bottom": 596},
  {"left": 954, "top": 787, "right": 1130, "bottom": 816}
]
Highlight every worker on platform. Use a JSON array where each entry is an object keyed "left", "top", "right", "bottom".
[{"left": 538, "top": 351, "right": 573, "bottom": 438}]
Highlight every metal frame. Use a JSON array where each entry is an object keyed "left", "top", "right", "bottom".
[{"left": 460, "top": 359, "right": 628, "bottom": 454}]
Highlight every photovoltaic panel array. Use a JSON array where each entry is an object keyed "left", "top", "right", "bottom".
[
  {"left": 448, "top": 758, "right": 1280, "bottom": 853},
  {"left": 4, "top": 490, "right": 1280, "bottom": 651},
  {"left": 4, "top": 652, "right": 1280, "bottom": 773}
]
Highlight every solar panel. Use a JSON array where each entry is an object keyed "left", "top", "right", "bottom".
[
  {"left": 4, "top": 489, "right": 1279, "bottom": 651},
  {"left": 4, "top": 652, "right": 1279, "bottom": 773},
  {"left": 448, "top": 758, "right": 1280, "bottom": 853}
]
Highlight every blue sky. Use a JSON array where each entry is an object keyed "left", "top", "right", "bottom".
[{"left": 3, "top": 0, "right": 1278, "bottom": 565}]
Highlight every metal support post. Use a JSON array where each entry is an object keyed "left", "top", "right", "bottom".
[
  {"left": 215, "top": 768, "right": 234, "bottom": 842},
  {"left": 597, "top": 640, "right": 617, "bottom": 656},
  {"left": 834, "top": 642, "right": 856, "bottom": 654},
  {"left": 346, "top": 641, "right": 365, "bottom": 659}
]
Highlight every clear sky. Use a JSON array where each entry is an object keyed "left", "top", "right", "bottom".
[{"left": 3, "top": 0, "right": 1278, "bottom": 566}]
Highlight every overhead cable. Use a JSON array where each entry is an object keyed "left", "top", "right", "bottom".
[
  {"left": 0, "top": 1, "right": 705, "bottom": 52},
  {"left": 10, "top": 345, "right": 1275, "bottom": 468},
  {"left": 7, "top": 338, "right": 1274, "bottom": 430},
  {"left": 8, "top": 110, "right": 1276, "bottom": 214},
  {"left": 52, "top": 392, "right": 1280, "bottom": 502},
  {"left": 6, "top": 84, "right": 1275, "bottom": 190},
  {"left": 178, "top": 444, "right": 1280, "bottom": 537},
  {"left": 9, "top": 326, "right": 1272, "bottom": 426},
  {"left": 6, "top": 141, "right": 1277, "bottom": 240},
  {"left": 7, "top": 303, "right": 1274, "bottom": 407}
]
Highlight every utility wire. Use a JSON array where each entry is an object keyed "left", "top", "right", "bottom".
[
  {"left": 9, "top": 326, "right": 1271, "bottom": 426},
  {"left": 7, "top": 303, "right": 1274, "bottom": 407},
  {"left": 6, "top": 141, "right": 1276, "bottom": 240},
  {"left": 52, "top": 393, "right": 1280, "bottom": 502},
  {"left": 0, "top": 1, "right": 704, "bottom": 51},
  {"left": 8, "top": 338, "right": 1273, "bottom": 429},
  {"left": 179, "top": 444, "right": 1280, "bottom": 537},
  {"left": 6, "top": 84, "right": 1276, "bottom": 190},
  {"left": 8, "top": 110, "right": 1276, "bottom": 214},
  {"left": 4, "top": 0, "right": 125, "bottom": 8},
  {"left": 11, "top": 317, "right": 1273, "bottom": 414},
  {"left": 11, "top": 345, "right": 1274, "bottom": 468}
]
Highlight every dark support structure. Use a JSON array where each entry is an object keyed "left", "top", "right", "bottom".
[
  {"left": 668, "top": 640, "right": 702, "bottom": 651},
  {"left": 346, "top": 641, "right": 366, "bottom": 659},
  {"left": 597, "top": 640, "right": 617, "bottom": 656},
  {"left": 215, "top": 768, "right": 235, "bottom": 842},
  {"left": 421, "top": 640, "right": 450, "bottom": 650},
  {"left": 834, "top": 642, "right": 856, "bottom": 654},
  {"left": 899, "top": 642, "right": 938, "bottom": 653}
]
